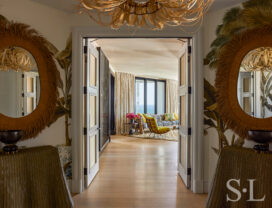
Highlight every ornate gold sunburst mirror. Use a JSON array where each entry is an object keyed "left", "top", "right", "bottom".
[
  {"left": 215, "top": 26, "right": 272, "bottom": 140},
  {"left": 0, "top": 21, "right": 58, "bottom": 140}
]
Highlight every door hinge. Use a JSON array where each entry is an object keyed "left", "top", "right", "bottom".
[
  {"left": 188, "top": 45, "right": 192, "bottom": 54},
  {"left": 22, "top": 93, "right": 25, "bottom": 97},
  {"left": 188, "top": 127, "right": 192, "bottom": 136},
  {"left": 22, "top": 112, "right": 24, "bottom": 116},
  {"left": 84, "top": 168, "right": 87, "bottom": 176},
  {"left": 83, "top": 86, "right": 87, "bottom": 94},
  {"left": 187, "top": 168, "right": 191, "bottom": 175},
  {"left": 188, "top": 87, "right": 192, "bottom": 94},
  {"left": 83, "top": 127, "right": 87, "bottom": 135},
  {"left": 83, "top": 45, "right": 88, "bottom": 54},
  {"left": 22, "top": 74, "right": 25, "bottom": 78}
]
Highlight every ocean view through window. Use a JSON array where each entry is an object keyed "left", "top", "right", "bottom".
[{"left": 135, "top": 78, "right": 166, "bottom": 114}]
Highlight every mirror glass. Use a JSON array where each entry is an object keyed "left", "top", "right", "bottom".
[
  {"left": 238, "top": 47, "right": 272, "bottom": 118},
  {"left": 0, "top": 47, "right": 40, "bottom": 118}
]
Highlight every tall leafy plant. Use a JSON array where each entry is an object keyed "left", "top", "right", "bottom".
[
  {"left": 47, "top": 35, "right": 72, "bottom": 146},
  {"left": 204, "top": 79, "right": 244, "bottom": 154}
]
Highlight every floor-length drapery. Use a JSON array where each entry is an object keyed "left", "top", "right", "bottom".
[
  {"left": 166, "top": 79, "right": 178, "bottom": 114},
  {"left": 115, "top": 72, "right": 135, "bottom": 135}
]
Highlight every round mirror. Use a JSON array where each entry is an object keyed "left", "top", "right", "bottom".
[
  {"left": 0, "top": 47, "right": 40, "bottom": 118},
  {"left": 0, "top": 21, "right": 58, "bottom": 140},
  {"left": 238, "top": 47, "right": 272, "bottom": 118},
  {"left": 215, "top": 26, "right": 272, "bottom": 139}
]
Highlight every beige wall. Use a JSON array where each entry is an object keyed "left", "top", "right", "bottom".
[{"left": 0, "top": 0, "right": 71, "bottom": 147}]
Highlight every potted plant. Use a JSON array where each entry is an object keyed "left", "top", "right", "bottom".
[{"left": 126, "top": 113, "right": 140, "bottom": 135}]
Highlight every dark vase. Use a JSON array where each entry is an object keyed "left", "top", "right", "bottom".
[
  {"left": 0, "top": 130, "right": 24, "bottom": 153},
  {"left": 248, "top": 130, "right": 272, "bottom": 152},
  {"left": 130, "top": 119, "right": 135, "bottom": 124}
]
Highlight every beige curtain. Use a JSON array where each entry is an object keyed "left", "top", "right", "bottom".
[
  {"left": 115, "top": 72, "right": 135, "bottom": 135},
  {"left": 166, "top": 79, "right": 178, "bottom": 114}
]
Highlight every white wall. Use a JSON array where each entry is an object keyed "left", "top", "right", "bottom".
[
  {"left": 0, "top": 0, "right": 71, "bottom": 147},
  {"left": 203, "top": 3, "right": 260, "bottom": 192},
  {"left": 0, "top": 0, "right": 258, "bottom": 194}
]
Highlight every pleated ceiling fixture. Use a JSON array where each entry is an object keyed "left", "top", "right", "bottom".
[{"left": 78, "top": 0, "right": 214, "bottom": 30}]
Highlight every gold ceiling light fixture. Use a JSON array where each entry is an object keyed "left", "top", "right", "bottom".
[
  {"left": 242, "top": 47, "right": 272, "bottom": 72},
  {"left": 77, "top": 0, "right": 214, "bottom": 30},
  {"left": 0, "top": 47, "right": 34, "bottom": 72}
]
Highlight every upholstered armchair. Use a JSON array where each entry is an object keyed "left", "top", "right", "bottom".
[{"left": 145, "top": 117, "right": 170, "bottom": 137}]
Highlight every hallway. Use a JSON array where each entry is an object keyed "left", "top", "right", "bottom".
[{"left": 73, "top": 136, "right": 207, "bottom": 208}]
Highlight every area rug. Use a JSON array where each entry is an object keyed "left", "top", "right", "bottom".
[{"left": 129, "top": 129, "right": 178, "bottom": 142}]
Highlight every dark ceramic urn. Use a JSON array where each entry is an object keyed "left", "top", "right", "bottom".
[
  {"left": 248, "top": 130, "right": 272, "bottom": 152},
  {"left": 0, "top": 130, "right": 24, "bottom": 153}
]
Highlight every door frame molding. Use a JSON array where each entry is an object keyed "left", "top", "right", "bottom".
[{"left": 72, "top": 27, "right": 204, "bottom": 194}]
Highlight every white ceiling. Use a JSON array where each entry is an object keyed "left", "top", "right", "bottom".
[
  {"left": 94, "top": 39, "right": 185, "bottom": 80},
  {"left": 32, "top": 0, "right": 247, "bottom": 14}
]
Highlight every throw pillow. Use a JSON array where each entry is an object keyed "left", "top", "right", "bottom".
[
  {"left": 164, "top": 113, "right": 175, "bottom": 121},
  {"left": 174, "top": 113, "right": 179, "bottom": 121}
]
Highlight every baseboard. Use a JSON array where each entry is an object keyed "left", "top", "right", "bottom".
[
  {"left": 100, "top": 139, "right": 110, "bottom": 154},
  {"left": 204, "top": 180, "right": 210, "bottom": 193},
  {"left": 192, "top": 179, "right": 204, "bottom": 193},
  {"left": 72, "top": 178, "right": 83, "bottom": 194}
]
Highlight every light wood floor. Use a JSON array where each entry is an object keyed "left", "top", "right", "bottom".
[{"left": 73, "top": 136, "right": 207, "bottom": 208}]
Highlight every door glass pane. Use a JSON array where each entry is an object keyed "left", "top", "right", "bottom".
[
  {"left": 90, "top": 96, "right": 96, "bottom": 127},
  {"left": 89, "top": 135, "right": 97, "bottom": 169},
  {"left": 157, "top": 81, "right": 165, "bottom": 114},
  {"left": 180, "top": 55, "right": 186, "bottom": 86},
  {"left": 90, "top": 54, "right": 97, "bottom": 87},
  {"left": 243, "top": 97, "right": 251, "bottom": 114},
  {"left": 180, "top": 135, "right": 186, "bottom": 167},
  {"left": 147, "top": 80, "right": 155, "bottom": 114},
  {"left": 27, "top": 97, "right": 34, "bottom": 113},
  {"left": 180, "top": 96, "right": 186, "bottom": 127},
  {"left": 135, "top": 79, "right": 145, "bottom": 113},
  {"left": 27, "top": 77, "right": 34, "bottom": 93},
  {"left": 243, "top": 77, "right": 250, "bottom": 93}
]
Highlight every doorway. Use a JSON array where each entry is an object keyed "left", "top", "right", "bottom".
[{"left": 72, "top": 31, "right": 204, "bottom": 194}]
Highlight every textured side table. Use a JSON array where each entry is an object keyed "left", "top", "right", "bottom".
[
  {"left": 207, "top": 147, "right": 272, "bottom": 208},
  {"left": 0, "top": 146, "right": 74, "bottom": 208}
]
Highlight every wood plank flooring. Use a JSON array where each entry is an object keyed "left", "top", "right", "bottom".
[{"left": 73, "top": 136, "right": 207, "bottom": 208}]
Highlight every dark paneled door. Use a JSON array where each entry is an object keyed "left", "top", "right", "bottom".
[{"left": 98, "top": 48, "right": 111, "bottom": 151}]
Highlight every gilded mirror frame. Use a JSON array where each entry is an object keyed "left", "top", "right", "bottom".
[
  {"left": 0, "top": 21, "right": 58, "bottom": 140},
  {"left": 215, "top": 26, "right": 272, "bottom": 139}
]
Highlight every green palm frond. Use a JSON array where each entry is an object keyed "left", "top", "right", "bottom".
[
  {"left": 243, "top": 7, "right": 272, "bottom": 28},
  {"left": 0, "top": 15, "right": 8, "bottom": 23},
  {"left": 204, "top": 79, "right": 216, "bottom": 103},
  {"left": 222, "top": 7, "right": 242, "bottom": 24},
  {"left": 243, "top": 0, "right": 272, "bottom": 9}
]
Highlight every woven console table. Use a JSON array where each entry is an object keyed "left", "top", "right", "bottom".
[
  {"left": 0, "top": 146, "right": 73, "bottom": 208},
  {"left": 207, "top": 147, "right": 272, "bottom": 208}
]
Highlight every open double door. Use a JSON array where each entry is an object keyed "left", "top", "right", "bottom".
[
  {"left": 83, "top": 39, "right": 100, "bottom": 188},
  {"left": 178, "top": 41, "right": 192, "bottom": 189},
  {"left": 81, "top": 38, "right": 193, "bottom": 190}
]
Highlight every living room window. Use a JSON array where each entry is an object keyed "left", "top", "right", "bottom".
[{"left": 135, "top": 77, "right": 166, "bottom": 114}]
